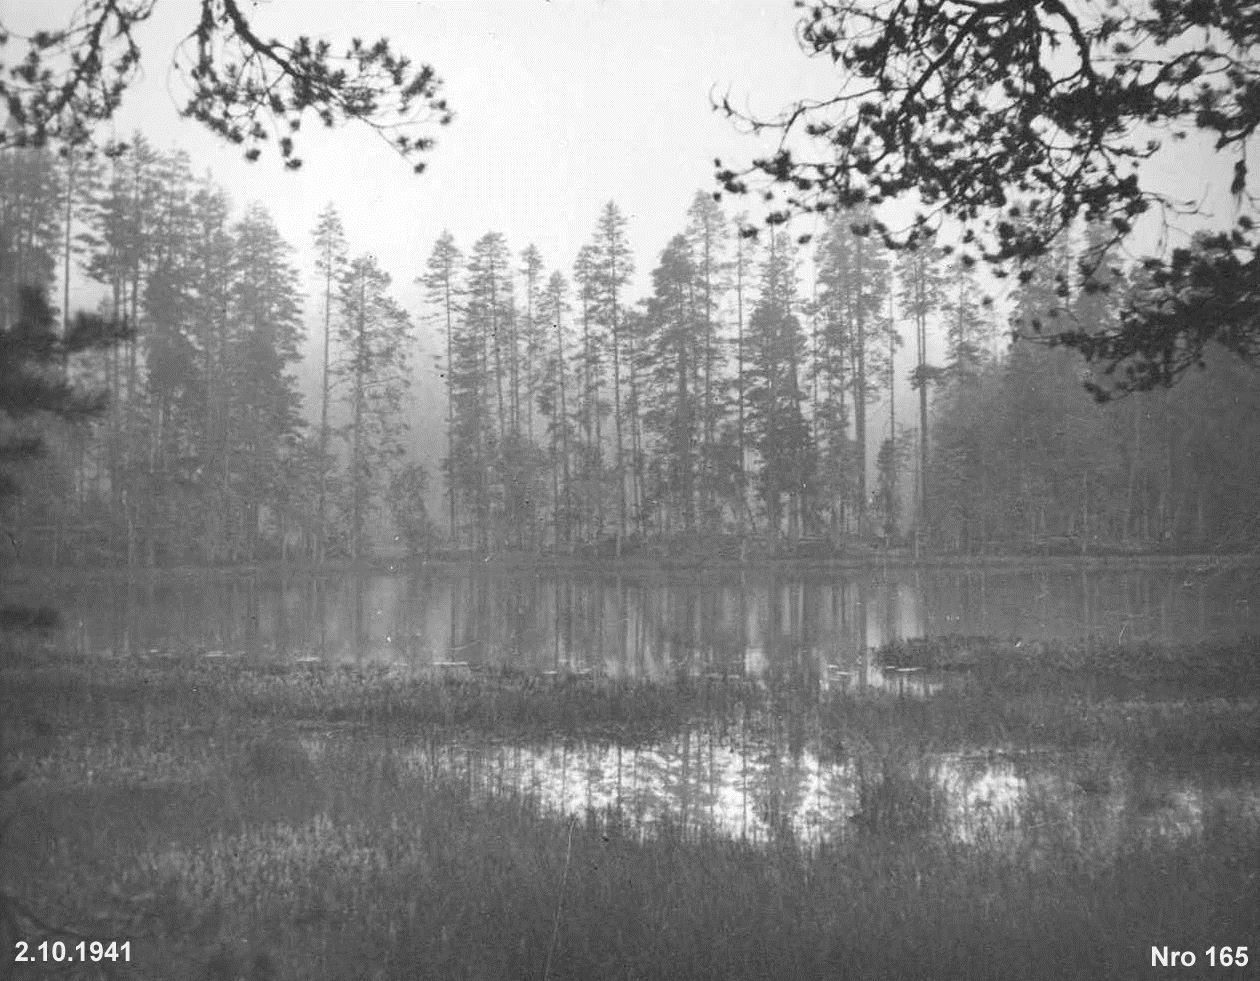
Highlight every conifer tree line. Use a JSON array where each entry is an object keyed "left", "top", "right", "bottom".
[
  {"left": 3, "top": 142, "right": 1257, "bottom": 564},
  {"left": 428, "top": 197, "right": 1260, "bottom": 556},
  {"left": 1, "top": 142, "right": 430, "bottom": 564}
]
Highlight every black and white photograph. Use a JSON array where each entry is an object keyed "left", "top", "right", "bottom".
[{"left": 1, "top": 1, "right": 1257, "bottom": 978}]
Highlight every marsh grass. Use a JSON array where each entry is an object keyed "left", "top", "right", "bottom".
[
  {"left": 3, "top": 634, "right": 1258, "bottom": 980},
  {"left": 878, "top": 634, "right": 1260, "bottom": 696},
  {"left": 850, "top": 753, "right": 952, "bottom": 839}
]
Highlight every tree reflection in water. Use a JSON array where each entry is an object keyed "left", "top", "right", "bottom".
[
  {"left": 378, "top": 723, "right": 1253, "bottom": 859},
  {"left": 39, "top": 564, "right": 1260, "bottom": 667}
]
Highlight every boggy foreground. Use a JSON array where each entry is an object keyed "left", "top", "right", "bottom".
[{"left": 2, "top": 635, "right": 1257, "bottom": 980}]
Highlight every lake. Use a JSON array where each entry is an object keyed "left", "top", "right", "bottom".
[{"left": 28, "top": 561, "right": 1260, "bottom": 677}]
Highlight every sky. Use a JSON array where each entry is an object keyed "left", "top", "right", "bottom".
[
  {"left": 2, "top": 0, "right": 1242, "bottom": 489},
  {"left": 6, "top": 0, "right": 1232, "bottom": 317},
  {"left": 8, "top": 1, "right": 848, "bottom": 304}
]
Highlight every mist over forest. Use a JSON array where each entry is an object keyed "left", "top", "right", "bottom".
[{"left": 1, "top": 140, "right": 1255, "bottom": 567}]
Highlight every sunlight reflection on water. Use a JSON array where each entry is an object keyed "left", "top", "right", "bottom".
[{"left": 382, "top": 729, "right": 1258, "bottom": 857}]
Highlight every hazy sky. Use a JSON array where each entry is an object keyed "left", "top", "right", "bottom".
[
  {"left": 9, "top": 1, "right": 850, "bottom": 303},
  {"left": 8, "top": 0, "right": 1238, "bottom": 326}
]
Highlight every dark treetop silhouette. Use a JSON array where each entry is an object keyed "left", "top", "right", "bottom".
[
  {"left": 0, "top": 0, "right": 452, "bottom": 172},
  {"left": 716, "top": 0, "right": 1259, "bottom": 399}
]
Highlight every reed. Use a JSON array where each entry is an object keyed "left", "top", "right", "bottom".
[{"left": 3, "top": 635, "right": 1256, "bottom": 980}]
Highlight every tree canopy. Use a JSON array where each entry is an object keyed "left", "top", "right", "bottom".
[
  {"left": 0, "top": 0, "right": 452, "bottom": 171},
  {"left": 716, "top": 0, "right": 1258, "bottom": 398}
]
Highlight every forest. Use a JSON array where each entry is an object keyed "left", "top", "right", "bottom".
[{"left": 3, "top": 142, "right": 1257, "bottom": 566}]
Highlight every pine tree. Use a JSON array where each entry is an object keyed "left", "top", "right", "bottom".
[
  {"left": 461, "top": 232, "right": 528, "bottom": 547},
  {"left": 541, "top": 270, "right": 575, "bottom": 548},
  {"left": 895, "top": 236, "right": 945, "bottom": 538},
  {"left": 940, "top": 256, "right": 995, "bottom": 384},
  {"left": 642, "top": 234, "right": 702, "bottom": 534},
  {"left": 519, "top": 244, "right": 546, "bottom": 443},
  {"left": 186, "top": 179, "right": 238, "bottom": 559},
  {"left": 467, "top": 232, "right": 512, "bottom": 447},
  {"left": 683, "top": 192, "right": 730, "bottom": 531},
  {"left": 623, "top": 304, "right": 649, "bottom": 537},
  {"left": 811, "top": 217, "right": 853, "bottom": 534},
  {"left": 335, "top": 254, "right": 412, "bottom": 560},
  {"left": 311, "top": 203, "right": 347, "bottom": 560},
  {"left": 228, "top": 202, "right": 305, "bottom": 559},
  {"left": 572, "top": 242, "right": 605, "bottom": 540},
  {"left": 731, "top": 214, "right": 757, "bottom": 529},
  {"left": 446, "top": 256, "right": 492, "bottom": 551},
  {"left": 923, "top": 257, "right": 999, "bottom": 551},
  {"left": 589, "top": 202, "right": 634, "bottom": 545},
  {"left": 745, "top": 232, "right": 814, "bottom": 541},
  {"left": 814, "top": 208, "right": 891, "bottom": 538},
  {"left": 82, "top": 136, "right": 167, "bottom": 561},
  {"left": 419, "top": 230, "right": 462, "bottom": 543}
]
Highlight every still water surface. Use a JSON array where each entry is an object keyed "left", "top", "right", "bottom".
[
  {"left": 27, "top": 563, "right": 1259, "bottom": 853},
  {"left": 40, "top": 562, "right": 1260, "bottom": 676},
  {"left": 384, "top": 728, "right": 1257, "bottom": 855}
]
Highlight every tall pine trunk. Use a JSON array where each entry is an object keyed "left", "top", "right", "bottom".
[{"left": 318, "top": 260, "right": 333, "bottom": 561}]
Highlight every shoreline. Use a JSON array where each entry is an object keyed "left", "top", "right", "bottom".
[{"left": 2, "top": 551, "right": 1257, "bottom": 588}]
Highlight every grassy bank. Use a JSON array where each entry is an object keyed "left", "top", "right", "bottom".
[{"left": 3, "top": 636, "right": 1257, "bottom": 980}]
